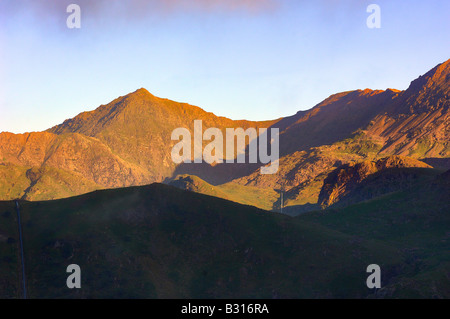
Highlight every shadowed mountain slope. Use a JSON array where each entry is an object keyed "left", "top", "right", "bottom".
[{"left": 0, "top": 177, "right": 448, "bottom": 298}]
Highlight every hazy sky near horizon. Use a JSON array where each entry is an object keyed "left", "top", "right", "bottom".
[{"left": 0, "top": 0, "right": 449, "bottom": 133}]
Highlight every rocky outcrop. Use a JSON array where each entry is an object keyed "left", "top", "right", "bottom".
[{"left": 318, "top": 156, "right": 432, "bottom": 208}]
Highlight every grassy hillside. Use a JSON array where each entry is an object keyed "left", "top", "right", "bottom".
[
  {"left": 0, "top": 178, "right": 448, "bottom": 298},
  {"left": 301, "top": 170, "right": 450, "bottom": 298},
  {"left": 0, "top": 163, "right": 30, "bottom": 200},
  {"left": 169, "top": 174, "right": 278, "bottom": 211},
  {"left": 0, "top": 163, "right": 103, "bottom": 201}
]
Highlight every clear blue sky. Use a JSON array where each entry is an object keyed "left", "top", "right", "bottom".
[{"left": 1, "top": 0, "right": 449, "bottom": 133}]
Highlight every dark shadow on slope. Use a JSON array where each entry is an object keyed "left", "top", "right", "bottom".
[
  {"left": 170, "top": 129, "right": 279, "bottom": 185},
  {"left": 170, "top": 89, "right": 400, "bottom": 185},
  {"left": 279, "top": 203, "right": 321, "bottom": 216},
  {"left": 422, "top": 157, "right": 450, "bottom": 170},
  {"left": 169, "top": 161, "right": 261, "bottom": 185},
  {"left": 327, "top": 167, "right": 441, "bottom": 209}
]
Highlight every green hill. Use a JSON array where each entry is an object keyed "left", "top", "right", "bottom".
[
  {"left": 0, "top": 175, "right": 448, "bottom": 298},
  {"left": 169, "top": 174, "right": 278, "bottom": 211},
  {"left": 301, "top": 170, "right": 450, "bottom": 298}
]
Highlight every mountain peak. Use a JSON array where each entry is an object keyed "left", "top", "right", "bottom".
[
  {"left": 318, "top": 156, "right": 432, "bottom": 208},
  {"left": 426, "top": 58, "right": 450, "bottom": 80},
  {"left": 133, "top": 87, "right": 152, "bottom": 95},
  {"left": 406, "top": 58, "right": 450, "bottom": 93},
  {"left": 386, "top": 58, "right": 450, "bottom": 115},
  {"left": 126, "top": 87, "right": 157, "bottom": 100}
]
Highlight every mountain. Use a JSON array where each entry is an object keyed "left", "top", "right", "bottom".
[
  {"left": 228, "top": 60, "right": 449, "bottom": 208},
  {"left": 0, "top": 59, "right": 449, "bottom": 206},
  {"left": 0, "top": 89, "right": 276, "bottom": 200},
  {"left": 1, "top": 178, "right": 448, "bottom": 298},
  {"left": 47, "top": 88, "right": 277, "bottom": 182},
  {"left": 0, "top": 59, "right": 449, "bottom": 299}
]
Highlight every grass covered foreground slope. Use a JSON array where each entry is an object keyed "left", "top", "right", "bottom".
[
  {"left": 169, "top": 156, "right": 439, "bottom": 213},
  {"left": 0, "top": 176, "right": 448, "bottom": 299},
  {"left": 301, "top": 169, "right": 450, "bottom": 298},
  {"left": 169, "top": 174, "right": 279, "bottom": 211}
]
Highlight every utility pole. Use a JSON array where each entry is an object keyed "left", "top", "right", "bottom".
[
  {"left": 281, "top": 190, "right": 283, "bottom": 214},
  {"left": 15, "top": 200, "right": 27, "bottom": 299},
  {"left": 279, "top": 182, "right": 285, "bottom": 214}
]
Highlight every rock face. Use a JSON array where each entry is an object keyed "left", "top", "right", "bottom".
[
  {"left": 0, "top": 59, "right": 449, "bottom": 202},
  {"left": 318, "top": 156, "right": 432, "bottom": 208},
  {"left": 366, "top": 59, "right": 450, "bottom": 158}
]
